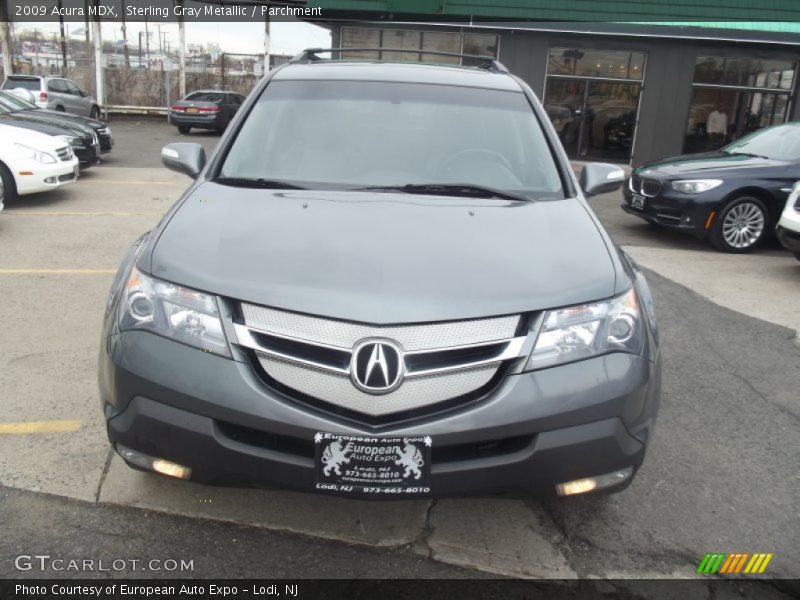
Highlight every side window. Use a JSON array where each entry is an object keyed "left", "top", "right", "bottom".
[
  {"left": 65, "top": 81, "right": 82, "bottom": 96},
  {"left": 47, "top": 79, "right": 63, "bottom": 93}
]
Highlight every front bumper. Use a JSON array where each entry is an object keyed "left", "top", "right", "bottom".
[
  {"left": 14, "top": 157, "right": 80, "bottom": 196},
  {"left": 100, "top": 331, "right": 660, "bottom": 498},
  {"left": 73, "top": 143, "right": 101, "bottom": 168},
  {"left": 622, "top": 179, "right": 718, "bottom": 238},
  {"left": 169, "top": 112, "right": 224, "bottom": 129}
]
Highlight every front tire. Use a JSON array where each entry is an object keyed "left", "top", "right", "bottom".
[
  {"left": 177, "top": 126, "right": 191, "bottom": 135},
  {"left": 0, "top": 162, "right": 19, "bottom": 206},
  {"left": 709, "top": 196, "right": 769, "bottom": 253}
]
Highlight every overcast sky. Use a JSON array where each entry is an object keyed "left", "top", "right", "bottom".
[{"left": 13, "top": 20, "right": 332, "bottom": 56}]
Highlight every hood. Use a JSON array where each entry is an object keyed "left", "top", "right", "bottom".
[
  {"left": 637, "top": 151, "right": 786, "bottom": 178},
  {"left": 32, "top": 108, "right": 104, "bottom": 130},
  {"left": 1, "top": 112, "right": 93, "bottom": 137},
  {"left": 149, "top": 184, "right": 618, "bottom": 324},
  {"left": 0, "top": 113, "right": 73, "bottom": 137},
  {"left": 0, "top": 123, "right": 67, "bottom": 151}
]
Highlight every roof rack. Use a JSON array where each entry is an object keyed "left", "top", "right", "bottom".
[{"left": 290, "top": 48, "right": 509, "bottom": 73}]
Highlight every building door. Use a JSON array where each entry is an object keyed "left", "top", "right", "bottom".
[
  {"left": 544, "top": 47, "right": 646, "bottom": 163},
  {"left": 544, "top": 78, "right": 641, "bottom": 162}
]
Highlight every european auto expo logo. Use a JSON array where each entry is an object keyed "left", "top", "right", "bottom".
[{"left": 696, "top": 552, "right": 773, "bottom": 575}]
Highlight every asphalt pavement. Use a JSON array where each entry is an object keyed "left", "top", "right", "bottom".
[{"left": 0, "top": 118, "right": 798, "bottom": 589}]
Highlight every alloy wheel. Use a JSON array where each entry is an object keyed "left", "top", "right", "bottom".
[{"left": 721, "top": 201, "right": 766, "bottom": 249}]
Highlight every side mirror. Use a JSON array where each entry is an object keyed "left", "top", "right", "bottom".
[
  {"left": 161, "top": 143, "right": 206, "bottom": 178},
  {"left": 579, "top": 163, "right": 626, "bottom": 197},
  {"left": 80, "top": 90, "right": 87, "bottom": 97}
]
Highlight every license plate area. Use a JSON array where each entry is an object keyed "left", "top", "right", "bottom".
[
  {"left": 314, "top": 432, "right": 432, "bottom": 496},
  {"left": 185, "top": 107, "right": 199, "bottom": 113},
  {"left": 631, "top": 194, "right": 646, "bottom": 210}
]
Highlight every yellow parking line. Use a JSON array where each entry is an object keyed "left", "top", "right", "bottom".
[
  {"left": 80, "top": 180, "right": 184, "bottom": 185},
  {"left": 0, "top": 268, "right": 116, "bottom": 274},
  {"left": 6, "top": 211, "right": 164, "bottom": 216},
  {"left": 0, "top": 420, "right": 81, "bottom": 434}
]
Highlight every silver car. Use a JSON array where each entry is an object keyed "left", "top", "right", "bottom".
[{"left": 1, "top": 75, "right": 101, "bottom": 119}]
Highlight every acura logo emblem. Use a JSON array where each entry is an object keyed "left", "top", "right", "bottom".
[{"left": 350, "top": 339, "right": 404, "bottom": 394}]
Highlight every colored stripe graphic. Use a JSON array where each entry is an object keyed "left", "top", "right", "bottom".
[
  {"left": 698, "top": 552, "right": 773, "bottom": 574},
  {"left": 697, "top": 553, "right": 726, "bottom": 574},
  {"left": 744, "top": 553, "right": 774, "bottom": 574}
]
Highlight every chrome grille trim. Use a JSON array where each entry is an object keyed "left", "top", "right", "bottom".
[
  {"left": 233, "top": 322, "right": 526, "bottom": 378},
  {"left": 236, "top": 305, "right": 526, "bottom": 417},
  {"left": 257, "top": 354, "right": 499, "bottom": 417},
  {"left": 240, "top": 304, "right": 520, "bottom": 350}
]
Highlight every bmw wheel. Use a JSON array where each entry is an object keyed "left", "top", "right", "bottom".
[{"left": 710, "top": 196, "right": 768, "bottom": 253}]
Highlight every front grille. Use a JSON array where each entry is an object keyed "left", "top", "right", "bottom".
[
  {"left": 55, "top": 146, "right": 72, "bottom": 161},
  {"left": 641, "top": 178, "right": 662, "bottom": 197},
  {"left": 58, "top": 172, "right": 75, "bottom": 183},
  {"left": 235, "top": 304, "right": 526, "bottom": 420},
  {"left": 629, "top": 174, "right": 662, "bottom": 197},
  {"left": 257, "top": 354, "right": 499, "bottom": 417}
]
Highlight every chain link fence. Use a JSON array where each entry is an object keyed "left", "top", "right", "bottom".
[{"left": 3, "top": 51, "right": 291, "bottom": 109}]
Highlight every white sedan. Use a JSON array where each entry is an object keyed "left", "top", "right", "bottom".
[
  {"left": 0, "top": 123, "right": 80, "bottom": 211},
  {"left": 777, "top": 182, "right": 800, "bottom": 261}
]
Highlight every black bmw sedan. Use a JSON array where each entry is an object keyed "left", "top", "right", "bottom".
[
  {"left": 0, "top": 90, "right": 113, "bottom": 153},
  {"left": 622, "top": 123, "right": 800, "bottom": 252}
]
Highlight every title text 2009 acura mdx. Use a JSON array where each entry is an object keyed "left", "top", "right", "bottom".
[{"left": 99, "top": 50, "right": 662, "bottom": 498}]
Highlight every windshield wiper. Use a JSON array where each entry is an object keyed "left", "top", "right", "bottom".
[
  {"left": 351, "top": 183, "right": 530, "bottom": 202},
  {"left": 214, "top": 177, "right": 307, "bottom": 190},
  {"left": 726, "top": 151, "right": 770, "bottom": 159}
]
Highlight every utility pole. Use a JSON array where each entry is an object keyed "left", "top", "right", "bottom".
[
  {"left": 177, "top": 0, "right": 186, "bottom": 98},
  {"left": 120, "top": 0, "right": 130, "bottom": 68},
  {"left": 91, "top": 2, "right": 104, "bottom": 107},
  {"left": 57, "top": 0, "right": 68, "bottom": 71},
  {"left": 83, "top": 0, "right": 90, "bottom": 53},
  {"left": 0, "top": 1, "right": 13, "bottom": 76},
  {"left": 264, "top": 7, "right": 271, "bottom": 74}
]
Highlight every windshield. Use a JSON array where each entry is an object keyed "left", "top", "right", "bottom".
[
  {"left": 185, "top": 92, "right": 225, "bottom": 103},
  {"left": 0, "top": 91, "right": 35, "bottom": 111},
  {"left": 219, "top": 80, "right": 564, "bottom": 198},
  {"left": 2, "top": 78, "right": 40, "bottom": 91},
  {"left": 724, "top": 124, "right": 800, "bottom": 161}
]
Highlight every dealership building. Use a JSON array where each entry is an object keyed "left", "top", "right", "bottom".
[{"left": 311, "top": 1, "right": 800, "bottom": 166}]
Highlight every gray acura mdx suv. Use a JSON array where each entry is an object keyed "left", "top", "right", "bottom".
[{"left": 99, "top": 49, "right": 662, "bottom": 499}]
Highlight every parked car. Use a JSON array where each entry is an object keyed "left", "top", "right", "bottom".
[
  {"left": 0, "top": 90, "right": 113, "bottom": 154},
  {"left": 776, "top": 182, "right": 800, "bottom": 260},
  {"left": 100, "top": 50, "right": 661, "bottom": 500},
  {"left": 623, "top": 122, "right": 800, "bottom": 252},
  {"left": 1, "top": 75, "right": 101, "bottom": 118},
  {"left": 0, "top": 100, "right": 100, "bottom": 169},
  {"left": 0, "top": 123, "right": 80, "bottom": 209},
  {"left": 168, "top": 90, "right": 245, "bottom": 134}
]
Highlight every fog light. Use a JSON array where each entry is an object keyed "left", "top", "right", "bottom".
[
  {"left": 44, "top": 176, "right": 56, "bottom": 184},
  {"left": 555, "top": 467, "right": 634, "bottom": 496},
  {"left": 116, "top": 443, "right": 191, "bottom": 479}
]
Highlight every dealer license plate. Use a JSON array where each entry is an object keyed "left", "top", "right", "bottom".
[
  {"left": 314, "top": 432, "right": 432, "bottom": 496},
  {"left": 631, "top": 194, "right": 646, "bottom": 210}
]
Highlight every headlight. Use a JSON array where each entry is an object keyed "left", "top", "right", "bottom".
[
  {"left": 13, "top": 143, "right": 56, "bottom": 164},
  {"left": 118, "top": 266, "right": 230, "bottom": 357},
  {"left": 525, "top": 288, "right": 642, "bottom": 371},
  {"left": 672, "top": 179, "right": 723, "bottom": 194},
  {"left": 57, "top": 134, "right": 82, "bottom": 147}
]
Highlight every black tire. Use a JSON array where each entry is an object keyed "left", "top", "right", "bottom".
[
  {"left": 90, "top": 106, "right": 100, "bottom": 119},
  {"left": 0, "top": 162, "right": 19, "bottom": 206},
  {"left": 709, "top": 196, "right": 769, "bottom": 253},
  {"left": 177, "top": 126, "right": 191, "bottom": 135}
]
